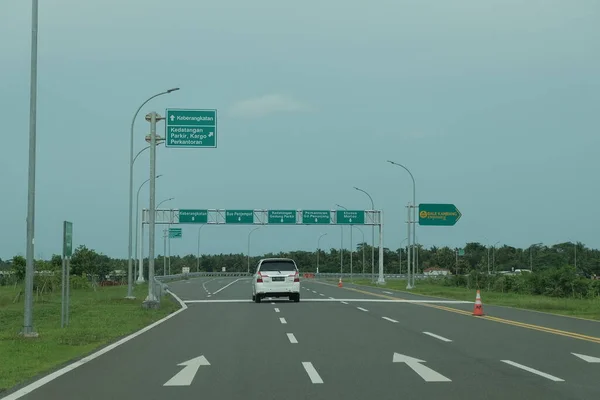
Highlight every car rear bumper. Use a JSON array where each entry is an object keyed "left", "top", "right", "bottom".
[{"left": 255, "top": 282, "right": 300, "bottom": 295}]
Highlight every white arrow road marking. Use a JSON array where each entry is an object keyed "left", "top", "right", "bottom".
[
  {"left": 501, "top": 360, "right": 564, "bottom": 382},
  {"left": 164, "top": 356, "right": 210, "bottom": 386},
  {"left": 302, "top": 362, "right": 323, "bottom": 384},
  {"left": 279, "top": 317, "right": 287, "bottom": 324},
  {"left": 393, "top": 353, "right": 451, "bottom": 382},
  {"left": 572, "top": 353, "right": 600, "bottom": 363},
  {"left": 423, "top": 332, "right": 452, "bottom": 342},
  {"left": 287, "top": 333, "right": 298, "bottom": 343},
  {"left": 382, "top": 317, "right": 398, "bottom": 323}
]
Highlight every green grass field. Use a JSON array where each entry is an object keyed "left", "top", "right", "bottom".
[
  {"left": 352, "top": 279, "right": 600, "bottom": 321},
  {"left": 0, "top": 283, "right": 180, "bottom": 393}
]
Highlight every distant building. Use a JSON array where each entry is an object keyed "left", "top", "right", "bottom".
[{"left": 423, "top": 267, "right": 451, "bottom": 276}]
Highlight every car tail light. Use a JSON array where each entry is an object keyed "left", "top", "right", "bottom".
[
  {"left": 257, "top": 272, "right": 264, "bottom": 283},
  {"left": 293, "top": 271, "right": 300, "bottom": 282}
]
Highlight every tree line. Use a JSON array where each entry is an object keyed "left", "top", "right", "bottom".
[{"left": 1, "top": 241, "right": 599, "bottom": 298}]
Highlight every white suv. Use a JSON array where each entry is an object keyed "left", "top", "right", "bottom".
[{"left": 252, "top": 258, "right": 300, "bottom": 303}]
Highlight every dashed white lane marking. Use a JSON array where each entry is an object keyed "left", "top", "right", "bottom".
[
  {"left": 341, "top": 301, "right": 349, "bottom": 305},
  {"left": 279, "top": 317, "right": 287, "bottom": 324},
  {"left": 287, "top": 333, "right": 298, "bottom": 344},
  {"left": 302, "top": 362, "right": 324, "bottom": 384},
  {"left": 382, "top": 317, "right": 398, "bottom": 323},
  {"left": 501, "top": 360, "right": 564, "bottom": 382},
  {"left": 423, "top": 332, "right": 452, "bottom": 342},
  {"left": 357, "top": 307, "right": 369, "bottom": 312},
  {"left": 383, "top": 291, "right": 393, "bottom": 295},
  {"left": 319, "top": 293, "right": 325, "bottom": 296},
  {"left": 329, "top": 297, "right": 335, "bottom": 299},
  {"left": 274, "top": 308, "right": 280, "bottom": 313}
]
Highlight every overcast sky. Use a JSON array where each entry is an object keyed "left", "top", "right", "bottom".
[{"left": 1, "top": 0, "right": 599, "bottom": 260}]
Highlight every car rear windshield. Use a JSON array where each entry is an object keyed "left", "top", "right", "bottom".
[{"left": 259, "top": 261, "right": 297, "bottom": 272}]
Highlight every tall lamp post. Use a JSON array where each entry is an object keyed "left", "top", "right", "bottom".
[
  {"left": 23, "top": 0, "right": 40, "bottom": 336},
  {"left": 387, "top": 160, "right": 417, "bottom": 289},
  {"left": 354, "top": 187, "right": 375, "bottom": 282},
  {"left": 317, "top": 233, "right": 327, "bottom": 274},
  {"left": 127, "top": 88, "right": 179, "bottom": 300},
  {"left": 134, "top": 174, "right": 161, "bottom": 284},
  {"left": 247, "top": 227, "right": 261, "bottom": 274},
  {"left": 157, "top": 197, "right": 175, "bottom": 276},
  {"left": 336, "top": 204, "right": 349, "bottom": 277},
  {"left": 492, "top": 241, "right": 500, "bottom": 272}
]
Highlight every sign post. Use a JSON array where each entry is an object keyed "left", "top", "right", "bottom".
[
  {"left": 61, "top": 221, "right": 73, "bottom": 328},
  {"left": 165, "top": 109, "right": 217, "bottom": 148}
]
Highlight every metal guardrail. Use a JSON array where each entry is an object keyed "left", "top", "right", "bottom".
[{"left": 155, "top": 272, "right": 429, "bottom": 283}]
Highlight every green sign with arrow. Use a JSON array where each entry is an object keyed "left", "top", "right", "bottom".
[{"left": 418, "top": 204, "right": 462, "bottom": 226}]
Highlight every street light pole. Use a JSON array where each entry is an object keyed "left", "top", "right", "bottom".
[
  {"left": 127, "top": 88, "right": 178, "bottom": 301},
  {"left": 196, "top": 225, "right": 206, "bottom": 272},
  {"left": 387, "top": 161, "right": 417, "bottom": 288},
  {"left": 354, "top": 187, "right": 376, "bottom": 282},
  {"left": 134, "top": 174, "right": 161, "bottom": 284},
  {"left": 23, "top": 0, "right": 39, "bottom": 337},
  {"left": 247, "top": 227, "right": 261, "bottom": 273},
  {"left": 317, "top": 233, "right": 327, "bottom": 274},
  {"left": 156, "top": 197, "right": 174, "bottom": 276},
  {"left": 336, "top": 204, "right": 348, "bottom": 278}
]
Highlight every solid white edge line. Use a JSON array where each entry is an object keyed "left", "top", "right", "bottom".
[
  {"left": 357, "top": 307, "right": 369, "bottom": 312},
  {"left": 423, "top": 332, "right": 452, "bottom": 342},
  {"left": 287, "top": 333, "right": 298, "bottom": 344},
  {"left": 302, "top": 362, "right": 324, "bottom": 384},
  {"left": 382, "top": 317, "right": 398, "bottom": 323},
  {"left": 279, "top": 317, "right": 287, "bottom": 324},
  {"left": 501, "top": 360, "right": 564, "bottom": 382},
  {"left": 1, "top": 290, "right": 188, "bottom": 400}
]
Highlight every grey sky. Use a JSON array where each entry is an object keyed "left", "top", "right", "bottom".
[{"left": 1, "top": 0, "right": 599, "bottom": 260}]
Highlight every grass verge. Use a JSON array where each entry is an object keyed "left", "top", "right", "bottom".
[
  {"left": 0, "top": 283, "right": 180, "bottom": 392},
  {"left": 352, "top": 279, "right": 600, "bottom": 321}
]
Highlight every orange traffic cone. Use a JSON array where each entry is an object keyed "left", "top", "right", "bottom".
[
  {"left": 338, "top": 277, "right": 343, "bottom": 287},
  {"left": 473, "top": 290, "right": 484, "bottom": 316}
]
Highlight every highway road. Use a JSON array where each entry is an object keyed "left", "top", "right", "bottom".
[{"left": 4, "top": 277, "right": 600, "bottom": 400}]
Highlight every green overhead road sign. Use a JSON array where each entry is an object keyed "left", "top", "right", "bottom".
[
  {"left": 419, "top": 204, "right": 462, "bottom": 226},
  {"left": 226, "top": 210, "right": 254, "bottom": 224},
  {"left": 302, "top": 210, "right": 331, "bottom": 224},
  {"left": 165, "top": 109, "right": 217, "bottom": 148},
  {"left": 268, "top": 210, "right": 296, "bottom": 224},
  {"left": 336, "top": 210, "right": 365, "bottom": 224},
  {"left": 63, "top": 221, "right": 73, "bottom": 257},
  {"left": 179, "top": 209, "right": 208, "bottom": 224},
  {"left": 169, "top": 228, "right": 182, "bottom": 238}
]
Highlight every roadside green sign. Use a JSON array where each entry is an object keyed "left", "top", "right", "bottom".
[
  {"left": 302, "top": 210, "right": 331, "bottom": 224},
  {"left": 63, "top": 221, "right": 73, "bottom": 257},
  {"left": 169, "top": 228, "right": 182, "bottom": 238},
  {"left": 457, "top": 248, "right": 465, "bottom": 256},
  {"left": 179, "top": 209, "right": 208, "bottom": 223},
  {"left": 268, "top": 210, "right": 296, "bottom": 224},
  {"left": 226, "top": 210, "right": 254, "bottom": 224},
  {"left": 165, "top": 109, "right": 217, "bottom": 148},
  {"left": 336, "top": 210, "right": 365, "bottom": 224},
  {"left": 419, "top": 204, "right": 462, "bottom": 226}
]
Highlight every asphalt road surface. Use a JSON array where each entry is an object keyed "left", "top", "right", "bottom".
[{"left": 4, "top": 277, "right": 600, "bottom": 400}]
